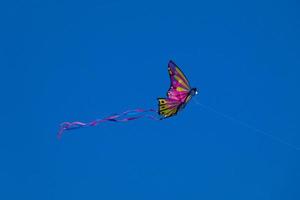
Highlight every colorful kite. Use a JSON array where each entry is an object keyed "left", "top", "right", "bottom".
[{"left": 57, "top": 60, "right": 198, "bottom": 138}]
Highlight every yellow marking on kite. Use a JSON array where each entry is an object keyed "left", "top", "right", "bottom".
[
  {"left": 176, "top": 67, "right": 189, "bottom": 85},
  {"left": 174, "top": 75, "right": 189, "bottom": 89},
  {"left": 176, "top": 87, "right": 186, "bottom": 92},
  {"left": 161, "top": 106, "right": 172, "bottom": 116},
  {"left": 160, "top": 104, "right": 171, "bottom": 110},
  {"left": 159, "top": 99, "right": 166, "bottom": 104},
  {"left": 164, "top": 107, "right": 177, "bottom": 117}
]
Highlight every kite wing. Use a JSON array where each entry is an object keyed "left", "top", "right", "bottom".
[
  {"left": 167, "top": 60, "right": 191, "bottom": 102},
  {"left": 158, "top": 98, "right": 181, "bottom": 118}
]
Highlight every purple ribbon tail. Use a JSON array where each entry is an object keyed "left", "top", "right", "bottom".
[{"left": 57, "top": 108, "right": 159, "bottom": 139}]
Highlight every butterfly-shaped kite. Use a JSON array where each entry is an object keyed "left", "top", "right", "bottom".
[
  {"left": 158, "top": 60, "right": 198, "bottom": 119},
  {"left": 58, "top": 60, "right": 197, "bottom": 138}
]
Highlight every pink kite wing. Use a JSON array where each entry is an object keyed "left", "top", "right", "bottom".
[{"left": 167, "top": 60, "right": 191, "bottom": 102}]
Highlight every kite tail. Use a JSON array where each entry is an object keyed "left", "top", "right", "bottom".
[{"left": 57, "top": 108, "right": 159, "bottom": 139}]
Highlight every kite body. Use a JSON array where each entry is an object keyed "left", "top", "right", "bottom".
[
  {"left": 58, "top": 60, "right": 197, "bottom": 138},
  {"left": 158, "top": 60, "right": 198, "bottom": 119}
]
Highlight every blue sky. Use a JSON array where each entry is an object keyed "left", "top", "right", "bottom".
[{"left": 1, "top": 0, "right": 300, "bottom": 199}]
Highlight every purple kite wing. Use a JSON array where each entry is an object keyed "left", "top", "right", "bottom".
[{"left": 167, "top": 60, "right": 191, "bottom": 102}]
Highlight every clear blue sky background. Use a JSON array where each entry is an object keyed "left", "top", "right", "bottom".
[{"left": 1, "top": 0, "right": 300, "bottom": 199}]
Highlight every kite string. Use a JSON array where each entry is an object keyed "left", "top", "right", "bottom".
[
  {"left": 193, "top": 99, "right": 300, "bottom": 151},
  {"left": 57, "top": 108, "right": 159, "bottom": 139}
]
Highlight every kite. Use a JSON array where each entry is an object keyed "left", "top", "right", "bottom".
[
  {"left": 57, "top": 60, "right": 198, "bottom": 138},
  {"left": 158, "top": 60, "right": 198, "bottom": 118}
]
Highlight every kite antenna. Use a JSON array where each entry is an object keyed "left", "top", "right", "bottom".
[{"left": 193, "top": 98, "right": 300, "bottom": 151}]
